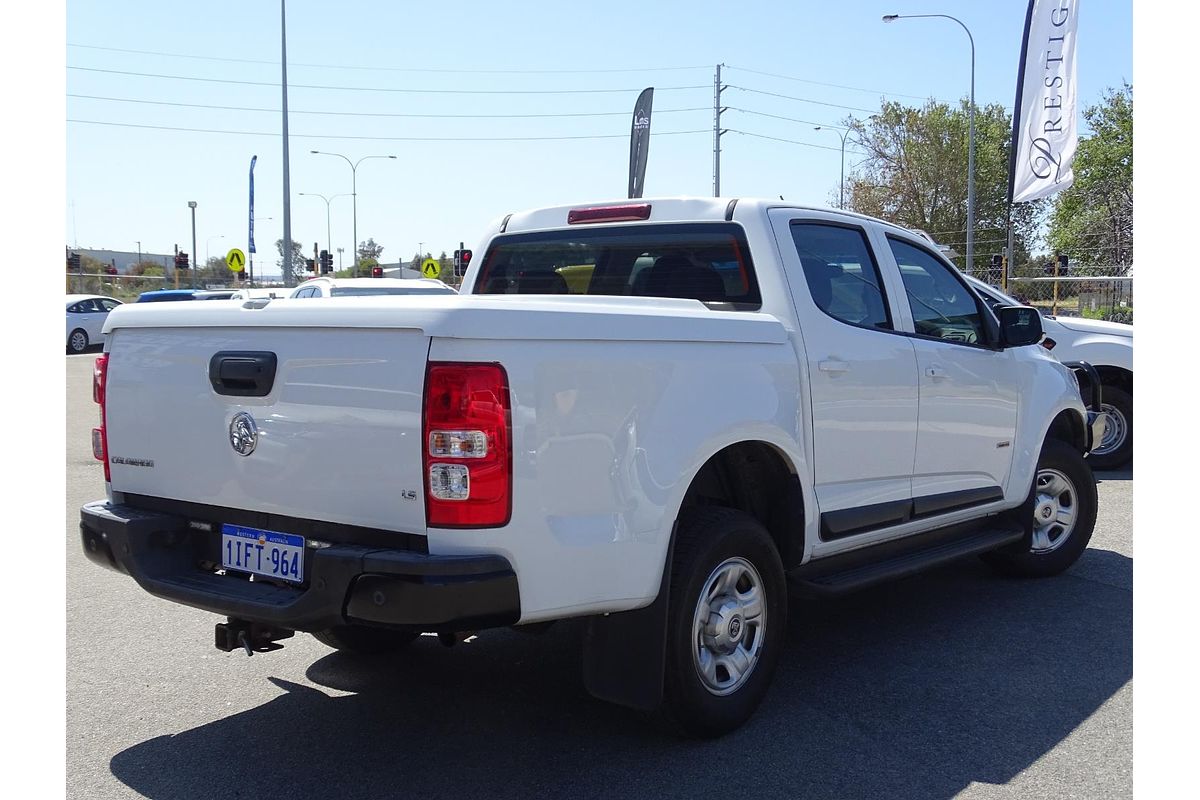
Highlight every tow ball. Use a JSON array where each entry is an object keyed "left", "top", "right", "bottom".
[{"left": 215, "top": 618, "right": 295, "bottom": 656}]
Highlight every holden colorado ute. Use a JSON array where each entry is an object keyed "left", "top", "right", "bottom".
[{"left": 80, "top": 198, "right": 1107, "bottom": 736}]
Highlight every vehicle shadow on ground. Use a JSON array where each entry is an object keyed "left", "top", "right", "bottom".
[
  {"left": 109, "top": 552, "right": 1131, "bottom": 800},
  {"left": 1094, "top": 467, "right": 1132, "bottom": 482}
]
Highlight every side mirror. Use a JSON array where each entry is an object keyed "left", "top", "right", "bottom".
[{"left": 997, "top": 305, "right": 1044, "bottom": 348}]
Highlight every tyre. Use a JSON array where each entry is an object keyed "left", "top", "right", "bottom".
[
  {"left": 68, "top": 329, "right": 89, "bottom": 354},
  {"left": 1087, "top": 385, "right": 1132, "bottom": 470},
  {"left": 661, "top": 507, "right": 786, "bottom": 738},
  {"left": 311, "top": 625, "right": 419, "bottom": 655},
  {"left": 983, "top": 438, "right": 1097, "bottom": 578}
]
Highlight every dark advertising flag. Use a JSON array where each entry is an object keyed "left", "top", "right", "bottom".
[
  {"left": 248, "top": 155, "right": 258, "bottom": 254},
  {"left": 627, "top": 88, "right": 654, "bottom": 199}
]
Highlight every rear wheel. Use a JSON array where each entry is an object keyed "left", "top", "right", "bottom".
[
  {"left": 983, "top": 438, "right": 1097, "bottom": 577},
  {"left": 1087, "top": 385, "right": 1132, "bottom": 470},
  {"left": 311, "top": 625, "right": 419, "bottom": 655},
  {"left": 661, "top": 507, "right": 786, "bottom": 737},
  {"left": 68, "top": 328, "right": 89, "bottom": 354}
]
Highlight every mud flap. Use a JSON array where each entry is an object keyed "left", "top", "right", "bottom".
[{"left": 581, "top": 535, "right": 673, "bottom": 711}]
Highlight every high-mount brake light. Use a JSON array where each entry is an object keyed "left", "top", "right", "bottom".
[
  {"left": 92, "top": 354, "right": 110, "bottom": 481},
  {"left": 423, "top": 363, "right": 512, "bottom": 528},
  {"left": 567, "top": 204, "right": 652, "bottom": 224}
]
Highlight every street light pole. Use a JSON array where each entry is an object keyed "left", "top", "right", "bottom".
[
  {"left": 883, "top": 12, "right": 976, "bottom": 273},
  {"left": 813, "top": 126, "right": 850, "bottom": 209},
  {"left": 310, "top": 151, "right": 397, "bottom": 273},
  {"left": 298, "top": 192, "right": 351, "bottom": 257},
  {"left": 188, "top": 201, "right": 198, "bottom": 289}
]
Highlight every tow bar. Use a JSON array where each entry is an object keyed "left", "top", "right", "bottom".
[{"left": 215, "top": 618, "right": 295, "bottom": 656}]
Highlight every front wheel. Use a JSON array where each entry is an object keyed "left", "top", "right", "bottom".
[
  {"left": 1087, "top": 385, "right": 1132, "bottom": 470},
  {"left": 661, "top": 507, "right": 786, "bottom": 738},
  {"left": 311, "top": 625, "right": 419, "bottom": 655},
  {"left": 983, "top": 438, "right": 1097, "bottom": 578}
]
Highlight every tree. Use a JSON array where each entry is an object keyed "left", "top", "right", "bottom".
[
  {"left": 275, "top": 238, "right": 308, "bottom": 282},
  {"left": 1046, "top": 84, "right": 1132, "bottom": 273},
  {"left": 845, "top": 99, "right": 1048, "bottom": 275},
  {"left": 356, "top": 238, "right": 384, "bottom": 276}
]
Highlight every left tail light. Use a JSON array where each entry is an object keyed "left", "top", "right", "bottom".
[
  {"left": 92, "top": 354, "right": 110, "bottom": 482},
  {"left": 423, "top": 362, "right": 512, "bottom": 528}
]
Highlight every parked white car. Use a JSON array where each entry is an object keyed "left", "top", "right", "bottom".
[
  {"left": 963, "top": 275, "right": 1133, "bottom": 469},
  {"left": 228, "top": 288, "right": 287, "bottom": 301},
  {"left": 65, "top": 294, "right": 122, "bottom": 354},
  {"left": 288, "top": 277, "right": 456, "bottom": 298}
]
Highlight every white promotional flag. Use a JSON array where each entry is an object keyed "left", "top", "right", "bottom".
[{"left": 1009, "top": 0, "right": 1080, "bottom": 204}]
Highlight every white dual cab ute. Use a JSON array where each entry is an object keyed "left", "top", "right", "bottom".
[{"left": 80, "top": 198, "right": 1108, "bottom": 736}]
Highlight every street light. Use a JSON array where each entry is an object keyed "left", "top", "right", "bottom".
[
  {"left": 298, "top": 192, "right": 352, "bottom": 257},
  {"left": 187, "top": 201, "right": 198, "bottom": 289},
  {"left": 883, "top": 12, "right": 976, "bottom": 273},
  {"left": 309, "top": 151, "right": 397, "bottom": 272},
  {"left": 813, "top": 126, "right": 850, "bottom": 209}
]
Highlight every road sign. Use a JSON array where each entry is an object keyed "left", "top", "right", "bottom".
[
  {"left": 225, "top": 248, "right": 247, "bottom": 272},
  {"left": 421, "top": 257, "right": 441, "bottom": 279}
]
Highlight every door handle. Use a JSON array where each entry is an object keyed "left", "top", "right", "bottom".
[
  {"left": 818, "top": 359, "right": 850, "bottom": 374},
  {"left": 925, "top": 365, "right": 948, "bottom": 379}
]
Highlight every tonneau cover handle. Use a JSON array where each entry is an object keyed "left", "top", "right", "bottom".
[{"left": 209, "top": 351, "right": 278, "bottom": 397}]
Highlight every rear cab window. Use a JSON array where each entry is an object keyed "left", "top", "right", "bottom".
[{"left": 472, "top": 223, "right": 761, "bottom": 310}]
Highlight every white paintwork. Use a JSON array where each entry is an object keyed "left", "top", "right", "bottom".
[
  {"left": 99, "top": 197, "right": 1089, "bottom": 623},
  {"left": 66, "top": 294, "right": 121, "bottom": 350}
]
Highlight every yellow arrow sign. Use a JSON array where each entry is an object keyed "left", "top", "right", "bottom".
[
  {"left": 225, "top": 248, "right": 247, "bottom": 272},
  {"left": 421, "top": 257, "right": 441, "bottom": 279}
]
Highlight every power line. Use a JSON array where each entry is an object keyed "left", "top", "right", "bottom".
[
  {"left": 725, "top": 65, "right": 929, "bottom": 101},
  {"left": 726, "top": 85, "right": 877, "bottom": 114},
  {"left": 66, "top": 118, "right": 711, "bottom": 142},
  {"left": 726, "top": 107, "right": 849, "bottom": 130},
  {"left": 68, "top": 66, "right": 708, "bottom": 95},
  {"left": 67, "top": 43, "right": 709, "bottom": 74},
  {"left": 725, "top": 129, "right": 858, "bottom": 154},
  {"left": 67, "top": 93, "right": 710, "bottom": 120}
]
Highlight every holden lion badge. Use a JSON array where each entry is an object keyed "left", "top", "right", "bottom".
[{"left": 229, "top": 412, "right": 259, "bottom": 456}]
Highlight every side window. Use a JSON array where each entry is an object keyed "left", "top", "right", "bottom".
[
  {"left": 789, "top": 222, "right": 891, "bottom": 330},
  {"left": 888, "top": 237, "right": 986, "bottom": 345},
  {"left": 68, "top": 302, "right": 84, "bottom": 314},
  {"left": 99, "top": 299, "right": 120, "bottom": 312}
]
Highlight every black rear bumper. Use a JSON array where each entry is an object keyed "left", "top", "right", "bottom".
[{"left": 80, "top": 500, "right": 520, "bottom": 633}]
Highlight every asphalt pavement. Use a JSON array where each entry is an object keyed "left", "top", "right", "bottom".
[{"left": 65, "top": 353, "right": 1132, "bottom": 799}]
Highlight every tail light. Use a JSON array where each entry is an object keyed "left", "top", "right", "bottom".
[
  {"left": 423, "top": 363, "right": 511, "bottom": 528},
  {"left": 92, "top": 354, "right": 110, "bottom": 482}
]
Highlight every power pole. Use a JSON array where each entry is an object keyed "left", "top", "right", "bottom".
[{"left": 712, "top": 64, "right": 728, "bottom": 197}]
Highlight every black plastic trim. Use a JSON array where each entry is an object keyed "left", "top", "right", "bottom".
[
  {"left": 819, "top": 486, "right": 1005, "bottom": 541},
  {"left": 724, "top": 198, "right": 738, "bottom": 220},
  {"left": 208, "top": 351, "right": 277, "bottom": 397},
  {"left": 79, "top": 500, "right": 519, "bottom": 632}
]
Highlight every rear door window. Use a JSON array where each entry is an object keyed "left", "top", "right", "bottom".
[
  {"left": 474, "top": 223, "right": 761, "bottom": 309},
  {"left": 789, "top": 222, "right": 891, "bottom": 330}
]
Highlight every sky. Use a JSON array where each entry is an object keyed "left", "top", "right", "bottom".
[{"left": 62, "top": 1, "right": 1132, "bottom": 278}]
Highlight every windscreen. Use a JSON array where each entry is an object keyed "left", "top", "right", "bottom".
[
  {"left": 330, "top": 286, "right": 456, "bottom": 297},
  {"left": 473, "top": 223, "right": 760, "bottom": 309}
]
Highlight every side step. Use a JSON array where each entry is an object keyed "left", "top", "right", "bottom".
[{"left": 793, "top": 525, "right": 1024, "bottom": 596}]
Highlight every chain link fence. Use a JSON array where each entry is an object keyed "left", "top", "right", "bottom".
[{"left": 1006, "top": 268, "right": 1133, "bottom": 324}]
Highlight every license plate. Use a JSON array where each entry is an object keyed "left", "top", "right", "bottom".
[{"left": 221, "top": 524, "right": 304, "bottom": 583}]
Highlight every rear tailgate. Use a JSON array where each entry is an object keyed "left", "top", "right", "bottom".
[{"left": 103, "top": 323, "right": 430, "bottom": 534}]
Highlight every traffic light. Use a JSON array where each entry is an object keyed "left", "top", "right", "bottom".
[
  {"left": 175, "top": 252, "right": 189, "bottom": 270},
  {"left": 453, "top": 250, "right": 461, "bottom": 275},
  {"left": 990, "top": 254, "right": 1002, "bottom": 271},
  {"left": 371, "top": 266, "right": 383, "bottom": 278},
  {"left": 457, "top": 249, "right": 472, "bottom": 277},
  {"left": 306, "top": 258, "right": 316, "bottom": 274},
  {"left": 319, "top": 250, "right": 333, "bottom": 274},
  {"left": 1057, "top": 253, "right": 1069, "bottom": 272}
]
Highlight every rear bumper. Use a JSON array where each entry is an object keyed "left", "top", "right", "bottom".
[{"left": 79, "top": 500, "right": 520, "bottom": 632}]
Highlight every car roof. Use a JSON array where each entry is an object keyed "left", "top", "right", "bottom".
[
  {"left": 295, "top": 277, "right": 451, "bottom": 288},
  {"left": 66, "top": 294, "right": 120, "bottom": 304},
  {"left": 136, "top": 289, "right": 200, "bottom": 301}
]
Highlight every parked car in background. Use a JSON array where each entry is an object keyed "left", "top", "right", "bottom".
[
  {"left": 228, "top": 288, "right": 286, "bottom": 301},
  {"left": 65, "top": 294, "right": 121, "bottom": 353},
  {"left": 288, "top": 277, "right": 457, "bottom": 298},
  {"left": 195, "top": 289, "right": 238, "bottom": 300},
  {"left": 963, "top": 274, "right": 1133, "bottom": 469},
  {"left": 136, "top": 289, "right": 201, "bottom": 303}
]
